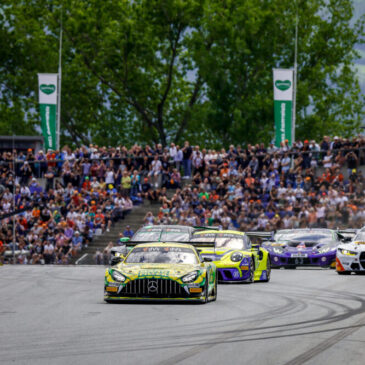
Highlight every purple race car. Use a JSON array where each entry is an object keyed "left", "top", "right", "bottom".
[{"left": 261, "top": 228, "right": 351, "bottom": 269}]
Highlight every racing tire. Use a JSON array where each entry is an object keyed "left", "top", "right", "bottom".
[
  {"left": 262, "top": 258, "right": 271, "bottom": 282},
  {"left": 211, "top": 277, "right": 218, "bottom": 302},
  {"left": 246, "top": 258, "right": 254, "bottom": 284},
  {"left": 203, "top": 276, "right": 209, "bottom": 303},
  {"left": 337, "top": 271, "right": 351, "bottom": 275}
]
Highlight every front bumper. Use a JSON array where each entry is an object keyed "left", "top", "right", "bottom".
[
  {"left": 269, "top": 251, "right": 336, "bottom": 267},
  {"left": 217, "top": 267, "right": 252, "bottom": 282},
  {"left": 104, "top": 277, "right": 206, "bottom": 301},
  {"left": 336, "top": 253, "right": 365, "bottom": 272},
  {"left": 104, "top": 295, "right": 206, "bottom": 302}
]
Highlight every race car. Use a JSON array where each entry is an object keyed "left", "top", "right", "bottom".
[
  {"left": 110, "top": 225, "right": 208, "bottom": 265},
  {"left": 262, "top": 228, "right": 351, "bottom": 269},
  {"left": 336, "top": 229, "right": 365, "bottom": 275},
  {"left": 104, "top": 242, "right": 217, "bottom": 303},
  {"left": 191, "top": 230, "right": 271, "bottom": 283}
]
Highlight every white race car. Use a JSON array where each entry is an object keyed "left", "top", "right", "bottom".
[{"left": 336, "top": 229, "right": 365, "bottom": 275}]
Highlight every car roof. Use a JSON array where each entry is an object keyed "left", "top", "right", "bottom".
[
  {"left": 137, "top": 225, "right": 194, "bottom": 232},
  {"left": 276, "top": 228, "right": 334, "bottom": 233},
  {"left": 132, "top": 242, "right": 196, "bottom": 250},
  {"left": 194, "top": 230, "right": 245, "bottom": 236}
]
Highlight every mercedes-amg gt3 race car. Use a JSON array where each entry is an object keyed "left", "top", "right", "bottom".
[
  {"left": 110, "top": 225, "right": 207, "bottom": 265},
  {"left": 262, "top": 228, "right": 351, "bottom": 268},
  {"left": 104, "top": 242, "right": 217, "bottom": 303},
  {"left": 191, "top": 230, "right": 271, "bottom": 283},
  {"left": 336, "top": 229, "right": 365, "bottom": 275}
]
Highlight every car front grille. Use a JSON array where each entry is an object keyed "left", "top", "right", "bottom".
[
  {"left": 122, "top": 278, "right": 187, "bottom": 298},
  {"left": 288, "top": 258, "right": 311, "bottom": 265}
]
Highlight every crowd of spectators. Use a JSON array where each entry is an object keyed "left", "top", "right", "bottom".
[{"left": 1, "top": 135, "right": 365, "bottom": 264}]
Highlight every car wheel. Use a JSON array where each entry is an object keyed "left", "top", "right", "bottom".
[
  {"left": 211, "top": 276, "right": 218, "bottom": 302},
  {"left": 262, "top": 258, "right": 271, "bottom": 282},
  {"left": 203, "top": 276, "right": 209, "bottom": 303},
  {"left": 246, "top": 258, "right": 254, "bottom": 283},
  {"left": 337, "top": 271, "right": 351, "bottom": 275}
]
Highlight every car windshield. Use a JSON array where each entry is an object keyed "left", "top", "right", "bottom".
[
  {"left": 354, "top": 232, "right": 365, "bottom": 241},
  {"left": 191, "top": 233, "right": 247, "bottom": 249},
  {"left": 274, "top": 230, "right": 333, "bottom": 242},
  {"left": 125, "top": 246, "right": 198, "bottom": 264},
  {"left": 133, "top": 227, "right": 190, "bottom": 242}
]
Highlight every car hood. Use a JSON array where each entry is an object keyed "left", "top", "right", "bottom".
[
  {"left": 115, "top": 263, "right": 202, "bottom": 280},
  {"left": 338, "top": 242, "right": 365, "bottom": 252},
  {"left": 264, "top": 240, "right": 338, "bottom": 253}
]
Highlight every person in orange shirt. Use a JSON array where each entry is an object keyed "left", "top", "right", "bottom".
[
  {"left": 245, "top": 172, "right": 255, "bottom": 188},
  {"left": 220, "top": 163, "right": 229, "bottom": 177},
  {"left": 94, "top": 209, "right": 105, "bottom": 229},
  {"left": 32, "top": 207, "right": 40, "bottom": 218}
]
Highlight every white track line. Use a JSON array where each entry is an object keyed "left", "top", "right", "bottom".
[{"left": 75, "top": 253, "right": 88, "bottom": 265}]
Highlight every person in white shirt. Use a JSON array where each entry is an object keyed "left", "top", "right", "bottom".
[
  {"left": 169, "top": 143, "right": 177, "bottom": 160},
  {"left": 105, "top": 167, "right": 115, "bottom": 185},
  {"left": 174, "top": 145, "right": 183, "bottom": 171}
]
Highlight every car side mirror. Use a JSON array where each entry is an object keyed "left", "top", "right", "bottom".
[
  {"left": 111, "top": 255, "right": 124, "bottom": 265},
  {"left": 202, "top": 257, "right": 213, "bottom": 262}
]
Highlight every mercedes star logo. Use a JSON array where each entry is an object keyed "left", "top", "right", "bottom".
[{"left": 148, "top": 280, "right": 158, "bottom": 293}]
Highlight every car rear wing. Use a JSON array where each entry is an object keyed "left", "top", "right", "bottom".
[
  {"left": 245, "top": 231, "right": 274, "bottom": 245},
  {"left": 125, "top": 240, "right": 215, "bottom": 248},
  {"left": 193, "top": 226, "right": 220, "bottom": 231},
  {"left": 337, "top": 229, "right": 358, "bottom": 242}
]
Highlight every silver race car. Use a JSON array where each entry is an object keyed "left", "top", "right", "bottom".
[{"left": 336, "top": 228, "right": 365, "bottom": 275}]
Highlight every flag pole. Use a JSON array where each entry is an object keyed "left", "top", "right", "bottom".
[
  {"left": 57, "top": 5, "right": 63, "bottom": 151},
  {"left": 292, "top": 1, "right": 298, "bottom": 145}
]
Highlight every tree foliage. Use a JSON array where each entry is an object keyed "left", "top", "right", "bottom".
[{"left": 0, "top": 0, "right": 364, "bottom": 147}]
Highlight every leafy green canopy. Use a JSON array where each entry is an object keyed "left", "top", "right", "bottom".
[{"left": 0, "top": 0, "right": 364, "bottom": 147}]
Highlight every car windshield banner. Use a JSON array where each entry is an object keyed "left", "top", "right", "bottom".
[
  {"left": 273, "top": 69, "right": 293, "bottom": 147},
  {"left": 38, "top": 73, "right": 58, "bottom": 151}
]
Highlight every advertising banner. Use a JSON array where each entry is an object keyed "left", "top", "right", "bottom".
[
  {"left": 273, "top": 69, "right": 293, "bottom": 147},
  {"left": 38, "top": 73, "right": 58, "bottom": 151}
]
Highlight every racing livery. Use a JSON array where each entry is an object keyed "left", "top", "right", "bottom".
[
  {"left": 336, "top": 229, "right": 365, "bottom": 274},
  {"left": 104, "top": 242, "right": 217, "bottom": 303},
  {"left": 262, "top": 229, "right": 349, "bottom": 268},
  {"left": 191, "top": 230, "right": 271, "bottom": 283}
]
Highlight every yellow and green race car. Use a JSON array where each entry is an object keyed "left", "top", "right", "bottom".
[
  {"left": 191, "top": 230, "right": 271, "bottom": 283},
  {"left": 104, "top": 242, "right": 217, "bottom": 303}
]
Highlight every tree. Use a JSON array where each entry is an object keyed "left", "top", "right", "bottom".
[{"left": 0, "top": 0, "right": 364, "bottom": 147}]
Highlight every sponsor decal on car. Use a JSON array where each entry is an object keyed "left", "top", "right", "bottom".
[{"left": 138, "top": 269, "right": 170, "bottom": 278}]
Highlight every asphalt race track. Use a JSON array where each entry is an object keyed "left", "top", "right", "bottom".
[{"left": 1, "top": 266, "right": 365, "bottom": 365}]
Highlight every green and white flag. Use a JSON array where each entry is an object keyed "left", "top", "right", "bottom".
[
  {"left": 38, "top": 73, "right": 58, "bottom": 151},
  {"left": 273, "top": 69, "right": 294, "bottom": 147}
]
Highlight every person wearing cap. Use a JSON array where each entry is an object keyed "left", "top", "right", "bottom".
[{"left": 123, "top": 225, "right": 134, "bottom": 238}]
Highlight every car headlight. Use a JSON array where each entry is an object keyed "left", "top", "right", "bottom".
[
  {"left": 111, "top": 270, "right": 126, "bottom": 282},
  {"left": 338, "top": 248, "right": 357, "bottom": 256},
  {"left": 273, "top": 247, "right": 284, "bottom": 254},
  {"left": 182, "top": 271, "right": 198, "bottom": 283},
  {"left": 317, "top": 246, "right": 331, "bottom": 254},
  {"left": 231, "top": 252, "right": 243, "bottom": 262}
]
